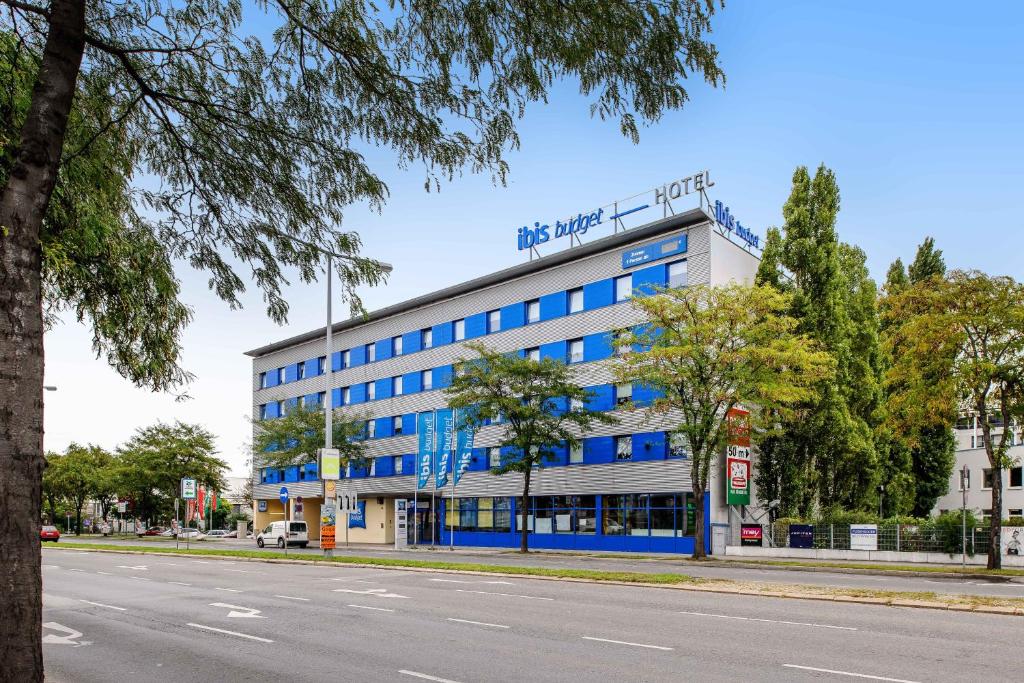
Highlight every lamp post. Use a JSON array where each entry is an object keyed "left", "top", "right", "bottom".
[{"left": 961, "top": 463, "right": 970, "bottom": 572}]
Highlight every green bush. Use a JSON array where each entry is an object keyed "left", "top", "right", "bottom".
[{"left": 934, "top": 510, "right": 977, "bottom": 556}]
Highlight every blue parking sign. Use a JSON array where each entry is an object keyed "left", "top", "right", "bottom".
[{"left": 279, "top": 486, "right": 289, "bottom": 504}]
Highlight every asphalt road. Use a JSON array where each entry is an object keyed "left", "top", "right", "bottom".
[
  {"left": 42, "top": 548, "right": 1021, "bottom": 682},
  {"left": 58, "top": 535, "right": 1024, "bottom": 599}
]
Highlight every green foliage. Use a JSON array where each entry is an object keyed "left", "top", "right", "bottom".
[
  {"left": 42, "top": 444, "right": 117, "bottom": 533},
  {"left": 908, "top": 237, "right": 946, "bottom": 284},
  {"left": 614, "top": 282, "right": 833, "bottom": 557},
  {"left": 252, "top": 402, "right": 368, "bottom": 471},
  {"left": 1, "top": 1, "right": 727, "bottom": 394},
  {"left": 933, "top": 510, "right": 977, "bottom": 556},
  {"left": 446, "top": 342, "right": 617, "bottom": 551},
  {"left": 885, "top": 270, "right": 1024, "bottom": 567},
  {"left": 115, "top": 421, "right": 228, "bottom": 523},
  {"left": 755, "top": 165, "right": 884, "bottom": 516}
]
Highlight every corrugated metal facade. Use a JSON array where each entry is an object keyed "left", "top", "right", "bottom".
[{"left": 249, "top": 211, "right": 759, "bottom": 518}]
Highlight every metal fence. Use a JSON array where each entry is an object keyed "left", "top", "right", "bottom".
[{"left": 762, "top": 522, "right": 990, "bottom": 556}]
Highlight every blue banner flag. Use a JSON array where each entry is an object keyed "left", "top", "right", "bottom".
[
  {"left": 416, "top": 411, "right": 435, "bottom": 489},
  {"left": 454, "top": 418, "right": 475, "bottom": 486},
  {"left": 348, "top": 500, "right": 366, "bottom": 529},
  {"left": 435, "top": 408, "right": 455, "bottom": 488}
]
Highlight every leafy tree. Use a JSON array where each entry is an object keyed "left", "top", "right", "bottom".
[
  {"left": 0, "top": 1, "right": 726, "bottom": 673},
  {"left": 614, "top": 283, "right": 833, "bottom": 558},
  {"left": 252, "top": 402, "right": 368, "bottom": 472},
  {"left": 447, "top": 342, "right": 616, "bottom": 552},
  {"left": 756, "top": 165, "right": 881, "bottom": 515},
  {"left": 885, "top": 271, "right": 1024, "bottom": 568},
  {"left": 115, "top": 422, "right": 227, "bottom": 525},
  {"left": 41, "top": 444, "right": 113, "bottom": 534},
  {"left": 41, "top": 451, "right": 69, "bottom": 527}
]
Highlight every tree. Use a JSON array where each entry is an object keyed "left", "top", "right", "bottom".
[
  {"left": 115, "top": 422, "right": 227, "bottom": 525},
  {"left": 885, "top": 271, "right": 1024, "bottom": 568},
  {"left": 252, "top": 402, "right": 368, "bottom": 471},
  {"left": 614, "top": 283, "right": 833, "bottom": 558},
  {"left": 41, "top": 452, "right": 68, "bottom": 527},
  {"left": 447, "top": 343, "right": 616, "bottom": 553},
  {"left": 0, "top": 2, "right": 726, "bottom": 675},
  {"left": 41, "top": 444, "right": 112, "bottom": 535},
  {"left": 755, "top": 165, "right": 881, "bottom": 516}
]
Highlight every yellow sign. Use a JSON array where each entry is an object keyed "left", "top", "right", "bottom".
[{"left": 325, "top": 480, "right": 336, "bottom": 496}]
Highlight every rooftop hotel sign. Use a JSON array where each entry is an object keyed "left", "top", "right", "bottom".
[{"left": 516, "top": 170, "right": 716, "bottom": 252}]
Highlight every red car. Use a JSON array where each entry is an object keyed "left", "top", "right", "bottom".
[{"left": 40, "top": 525, "right": 60, "bottom": 542}]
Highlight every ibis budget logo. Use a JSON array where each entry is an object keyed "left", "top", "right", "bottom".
[{"left": 517, "top": 208, "right": 606, "bottom": 251}]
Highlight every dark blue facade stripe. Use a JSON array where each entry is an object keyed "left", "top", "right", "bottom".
[
  {"left": 401, "top": 413, "right": 417, "bottom": 436},
  {"left": 583, "top": 279, "right": 613, "bottom": 310},
  {"left": 500, "top": 302, "right": 525, "bottom": 330},
  {"left": 303, "top": 358, "right": 320, "bottom": 379},
  {"left": 631, "top": 263, "right": 667, "bottom": 296},
  {"left": 375, "top": 338, "right": 393, "bottom": 362},
  {"left": 465, "top": 312, "right": 487, "bottom": 339},
  {"left": 631, "top": 431, "right": 666, "bottom": 461},
  {"left": 349, "top": 383, "right": 367, "bottom": 404},
  {"left": 632, "top": 384, "right": 664, "bottom": 407},
  {"left": 582, "top": 331, "right": 613, "bottom": 362},
  {"left": 403, "top": 370, "right": 422, "bottom": 394},
  {"left": 433, "top": 364, "right": 454, "bottom": 389},
  {"left": 375, "top": 416, "right": 393, "bottom": 438},
  {"left": 432, "top": 321, "right": 453, "bottom": 346},
  {"left": 350, "top": 345, "right": 367, "bottom": 367},
  {"left": 265, "top": 370, "right": 280, "bottom": 388},
  {"left": 539, "top": 291, "right": 567, "bottom": 321},
  {"left": 375, "top": 377, "right": 392, "bottom": 400},
  {"left": 376, "top": 456, "right": 395, "bottom": 477},
  {"left": 402, "top": 330, "right": 422, "bottom": 355},
  {"left": 540, "top": 340, "right": 567, "bottom": 363},
  {"left": 583, "top": 435, "right": 615, "bottom": 464},
  {"left": 331, "top": 351, "right": 343, "bottom": 372},
  {"left": 331, "top": 388, "right": 342, "bottom": 409},
  {"left": 585, "top": 384, "right": 614, "bottom": 412}
]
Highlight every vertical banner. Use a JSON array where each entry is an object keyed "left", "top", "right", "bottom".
[
  {"left": 348, "top": 500, "right": 367, "bottom": 529},
  {"left": 417, "top": 411, "right": 436, "bottom": 489},
  {"left": 435, "top": 408, "right": 455, "bottom": 489},
  {"left": 320, "top": 502, "right": 336, "bottom": 550},
  {"left": 453, "top": 414, "right": 475, "bottom": 486},
  {"left": 725, "top": 406, "right": 752, "bottom": 505},
  {"left": 197, "top": 487, "right": 206, "bottom": 520}
]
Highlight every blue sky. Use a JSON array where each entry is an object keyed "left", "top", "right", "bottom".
[{"left": 43, "top": 2, "right": 1024, "bottom": 474}]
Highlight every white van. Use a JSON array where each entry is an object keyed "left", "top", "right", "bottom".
[{"left": 256, "top": 521, "right": 308, "bottom": 548}]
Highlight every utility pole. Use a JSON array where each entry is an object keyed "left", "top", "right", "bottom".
[
  {"left": 962, "top": 463, "right": 969, "bottom": 572},
  {"left": 324, "top": 253, "right": 335, "bottom": 559}
]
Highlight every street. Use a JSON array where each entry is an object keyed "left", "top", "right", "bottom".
[
  {"left": 58, "top": 536, "right": 1024, "bottom": 599},
  {"left": 42, "top": 548, "right": 1021, "bottom": 682}
]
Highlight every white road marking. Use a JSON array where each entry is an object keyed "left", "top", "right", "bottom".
[
  {"left": 215, "top": 587, "right": 242, "bottom": 593},
  {"left": 274, "top": 595, "right": 310, "bottom": 601},
  {"left": 96, "top": 571, "right": 112, "bottom": 576},
  {"left": 581, "top": 636, "right": 673, "bottom": 651},
  {"left": 347, "top": 604, "right": 395, "bottom": 612},
  {"left": 42, "top": 564, "right": 60, "bottom": 569},
  {"left": 398, "top": 670, "right": 463, "bottom": 683},
  {"left": 42, "top": 622, "right": 89, "bottom": 647},
  {"left": 223, "top": 568, "right": 253, "bottom": 573},
  {"left": 129, "top": 576, "right": 151, "bottom": 581},
  {"left": 447, "top": 618, "right": 509, "bottom": 629},
  {"left": 480, "top": 581, "right": 515, "bottom": 585},
  {"left": 333, "top": 588, "right": 409, "bottom": 598},
  {"left": 168, "top": 581, "right": 191, "bottom": 586},
  {"left": 679, "top": 610, "right": 856, "bottom": 631},
  {"left": 429, "top": 579, "right": 471, "bottom": 584},
  {"left": 79, "top": 600, "right": 126, "bottom": 612},
  {"left": 209, "top": 602, "right": 264, "bottom": 619},
  {"left": 155, "top": 562, "right": 180, "bottom": 567},
  {"left": 783, "top": 664, "right": 920, "bottom": 682},
  {"left": 186, "top": 623, "right": 273, "bottom": 643},
  {"left": 117, "top": 565, "right": 148, "bottom": 571},
  {"left": 69, "top": 568, "right": 85, "bottom": 573},
  {"left": 454, "top": 589, "right": 553, "bottom": 601}
]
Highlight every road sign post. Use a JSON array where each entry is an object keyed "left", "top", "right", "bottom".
[
  {"left": 280, "top": 486, "right": 289, "bottom": 558},
  {"left": 338, "top": 487, "right": 357, "bottom": 549},
  {"left": 318, "top": 448, "right": 340, "bottom": 557}
]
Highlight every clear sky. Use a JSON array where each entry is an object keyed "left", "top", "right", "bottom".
[{"left": 42, "top": 2, "right": 1024, "bottom": 476}]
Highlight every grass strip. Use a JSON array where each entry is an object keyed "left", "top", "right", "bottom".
[
  {"left": 53, "top": 542, "right": 701, "bottom": 585},
  {"left": 699, "top": 557, "right": 1024, "bottom": 577}
]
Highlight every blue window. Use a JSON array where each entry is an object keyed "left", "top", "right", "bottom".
[
  {"left": 633, "top": 432, "right": 667, "bottom": 461},
  {"left": 668, "top": 260, "right": 687, "bottom": 288},
  {"left": 259, "top": 404, "right": 270, "bottom": 420},
  {"left": 375, "top": 377, "right": 392, "bottom": 400},
  {"left": 403, "top": 330, "right": 422, "bottom": 355},
  {"left": 401, "top": 413, "right": 417, "bottom": 436},
  {"left": 392, "top": 415, "right": 404, "bottom": 436},
  {"left": 586, "top": 384, "right": 615, "bottom": 412},
  {"left": 525, "top": 299, "right": 540, "bottom": 324},
  {"left": 366, "top": 342, "right": 377, "bottom": 363},
  {"left": 540, "top": 341, "right": 567, "bottom": 363},
  {"left": 568, "top": 338, "right": 584, "bottom": 364},
  {"left": 568, "top": 287, "right": 584, "bottom": 314},
  {"left": 582, "top": 332, "right": 614, "bottom": 362},
  {"left": 392, "top": 335, "right": 403, "bottom": 356},
  {"left": 375, "top": 338, "right": 392, "bottom": 362},
  {"left": 403, "top": 370, "right": 422, "bottom": 394},
  {"left": 264, "top": 368, "right": 281, "bottom": 388},
  {"left": 350, "top": 345, "right": 366, "bottom": 367},
  {"left": 349, "top": 383, "right": 367, "bottom": 404},
  {"left": 487, "top": 309, "right": 501, "bottom": 334},
  {"left": 421, "top": 327, "right": 433, "bottom": 349},
  {"left": 432, "top": 322, "right": 453, "bottom": 347},
  {"left": 454, "top": 318, "right": 466, "bottom": 342},
  {"left": 583, "top": 436, "right": 615, "bottom": 464},
  {"left": 614, "top": 274, "right": 632, "bottom": 302},
  {"left": 283, "top": 364, "right": 298, "bottom": 383},
  {"left": 422, "top": 369, "right": 434, "bottom": 391}
]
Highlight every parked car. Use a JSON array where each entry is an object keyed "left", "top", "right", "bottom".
[
  {"left": 223, "top": 529, "right": 238, "bottom": 538},
  {"left": 159, "top": 528, "right": 176, "bottom": 537},
  {"left": 256, "top": 521, "right": 308, "bottom": 548},
  {"left": 176, "top": 528, "right": 206, "bottom": 540},
  {"left": 137, "top": 526, "right": 165, "bottom": 537},
  {"left": 40, "top": 525, "right": 60, "bottom": 542},
  {"left": 205, "top": 529, "right": 231, "bottom": 539}
]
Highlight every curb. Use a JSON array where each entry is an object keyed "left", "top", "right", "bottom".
[
  {"left": 49, "top": 546, "right": 1024, "bottom": 617},
  {"left": 691, "top": 560, "right": 1024, "bottom": 583}
]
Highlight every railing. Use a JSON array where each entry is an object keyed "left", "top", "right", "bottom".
[{"left": 761, "top": 522, "right": 989, "bottom": 556}]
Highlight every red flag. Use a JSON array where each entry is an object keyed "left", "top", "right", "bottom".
[{"left": 197, "top": 487, "right": 206, "bottom": 521}]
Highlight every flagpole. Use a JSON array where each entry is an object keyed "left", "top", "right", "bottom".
[
  {"left": 450, "top": 409, "right": 456, "bottom": 551},
  {"left": 431, "top": 411, "right": 436, "bottom": 548}
]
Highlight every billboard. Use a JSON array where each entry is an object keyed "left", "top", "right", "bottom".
[
  {"left": 850, "top": 524, "right": 878, "bottom": 551},
  {"left": 740, "top": 524, "right": 763, "bottom": 546},
  {"left": 725, "top": 407, "right": 752, "bottom": 505}
]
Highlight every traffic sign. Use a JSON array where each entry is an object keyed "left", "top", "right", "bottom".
[
  {"left": 117, "top": 501, "right": 127, "bottom": 514},
  {"left": 337, "top": 488, "right": 358, "bottom": 515},
  {"left": 279, "top": 486, "right": 289, "bottom": 504},
  {"left": 318, "top": 448, "right": 341, "bottom": 480},
  {"left": 295, "top": 496, "right": 303, "bottom": 513},
  {"left": 181, "top": 478, "right": 197, "bottom": 500}
]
